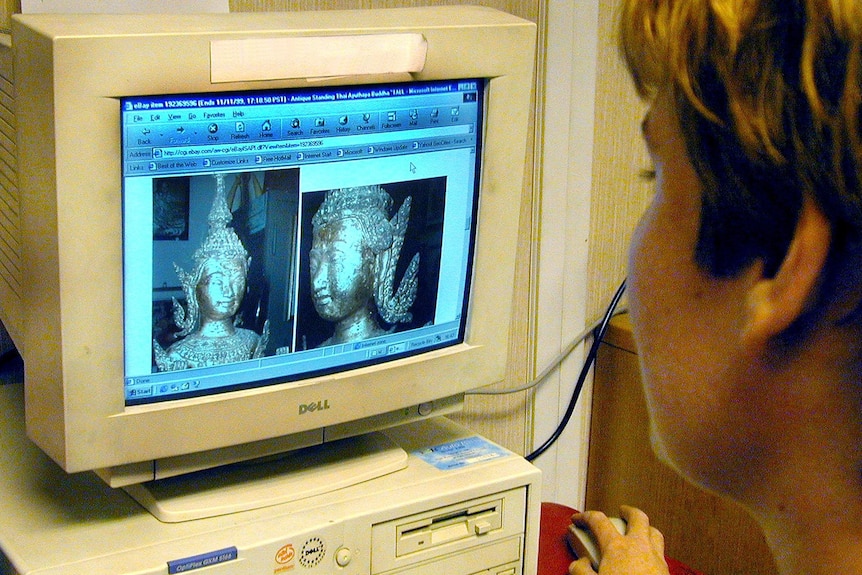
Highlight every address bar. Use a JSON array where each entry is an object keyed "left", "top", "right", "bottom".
[{"left": 154, "top": 123, "right": 473, "bottom": 159}]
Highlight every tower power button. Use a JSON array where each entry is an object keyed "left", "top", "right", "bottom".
[{"left": 335, "top": 547, "right": 352, "bottom": 567}]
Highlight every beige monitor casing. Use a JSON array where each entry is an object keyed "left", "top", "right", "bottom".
[{"left": 4, "top": 7, "right": 536, "bottom": 484}]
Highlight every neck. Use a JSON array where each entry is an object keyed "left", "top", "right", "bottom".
[
  {"left": 754, "top": 475, "right": 862, "bottom": 575},
  {"left": 332, "top": 306, "right": 382, "bottom": 344},
  {"left": 198, "top": 317, "right": 236, "bottom": 338},
  {"left": 737, "top": 332, "right": 862, "bottom": 575}
]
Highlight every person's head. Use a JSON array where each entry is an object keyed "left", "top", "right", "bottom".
[
  {"left": 618, "top": 0, "right": 862, "bottom": 497},
  {"left": 621, "top": 0, "right": 862, "bottom": 333}
]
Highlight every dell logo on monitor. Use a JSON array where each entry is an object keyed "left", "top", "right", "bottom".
[{"left": 299, "top": 400, "right": 330, "bottom": 415}]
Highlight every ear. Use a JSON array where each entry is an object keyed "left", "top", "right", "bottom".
[{"left": 742, "top": 199, "right": 831, "bottom": 345}]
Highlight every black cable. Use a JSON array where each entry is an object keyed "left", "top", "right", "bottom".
[{"left": 525, "top": 278, "right": 627, "bottom": 462}]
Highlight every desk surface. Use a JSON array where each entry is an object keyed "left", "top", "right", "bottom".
[{"left": 605, "top": 312, "right": 635, "bottom": 352}]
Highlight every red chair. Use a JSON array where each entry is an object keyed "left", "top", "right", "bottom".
[{"left": 538, "top": 503, "right": 705, "bottom": 575}]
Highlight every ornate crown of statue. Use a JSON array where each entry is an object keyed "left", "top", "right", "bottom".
[
  {"left": 191, "top": 173, "right": 249, "bottom": 266},
  {"left": 312, "top": 185, "right": 396, "bottom": 253}
]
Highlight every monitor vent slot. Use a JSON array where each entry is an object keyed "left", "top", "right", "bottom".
[{"left": 0, "top": 54, "right": 20, "bottom": 301}]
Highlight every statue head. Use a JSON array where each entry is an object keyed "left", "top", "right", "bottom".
[
  {"left": 309, "top": 185, "right": 419, "bottom": 335},
  {"left": 173, "top": 174, "right": 249, "bottom": 336},
  {"left": 194, "top": 256, "right": 246, "bottom": 322}
]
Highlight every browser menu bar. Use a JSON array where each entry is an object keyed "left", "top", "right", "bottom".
[{"left": 122, "top": 80, "right": 482, "bottom": 177}]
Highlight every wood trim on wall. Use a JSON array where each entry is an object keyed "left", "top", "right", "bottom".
[{"left": 0, "top": 1, "right": 19, "bottom": 32}]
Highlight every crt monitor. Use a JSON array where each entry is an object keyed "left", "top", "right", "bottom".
[{"left": 4, "top": 7, "right": 536, "bottom": 519}]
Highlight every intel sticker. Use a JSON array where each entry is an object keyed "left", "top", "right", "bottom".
[{"left": 415, "top": 436, "right": 509, "bottom": 470}]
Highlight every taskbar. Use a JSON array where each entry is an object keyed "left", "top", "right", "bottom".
[{"left": 125, "top": 322, "right": 462, "bottom": 405}]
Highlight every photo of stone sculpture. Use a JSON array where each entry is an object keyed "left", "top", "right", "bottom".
[{"left": 153, "top": 173, "right": 269, "bottom": 371}]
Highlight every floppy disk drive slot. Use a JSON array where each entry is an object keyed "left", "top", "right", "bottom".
[{"left": 396, "top": 499, "right": 503, "bottom": 556}]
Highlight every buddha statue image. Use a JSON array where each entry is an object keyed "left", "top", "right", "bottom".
[
  {"left": 153, "top": 174, "right": 269, "bottom": 371},
  {"left": 307, "top": 184, "right": 419, "bottom": 347}
]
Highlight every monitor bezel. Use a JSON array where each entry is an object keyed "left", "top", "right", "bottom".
[{"left": 11, "top": 7, "right": 536, "bottom": 476}]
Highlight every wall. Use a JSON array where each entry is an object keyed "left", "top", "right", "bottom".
[
  {"left": 0, "top": 1, "right": 14, "bottom": 32},
  {"left": 529, "top": 0, "right": 598, "bottom": 505},
  {"left": 587, "top": 0, "right": 652, "bottom": 315}
]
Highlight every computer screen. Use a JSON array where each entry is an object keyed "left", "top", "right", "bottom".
[{"left": 121, "top": 80, "right": 483, "bottom": 405}]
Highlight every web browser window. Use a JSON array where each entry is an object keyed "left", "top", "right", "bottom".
[{"left": 121, "top": 79, "right": 484, "bottom": 404}]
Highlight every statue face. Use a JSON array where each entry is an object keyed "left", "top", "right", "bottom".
[
  {"left": 310, "top": 217, "right": 375, "bottom": 322},
  {"left": 196, "top": 257, "right": 246, "bottom": 321}
]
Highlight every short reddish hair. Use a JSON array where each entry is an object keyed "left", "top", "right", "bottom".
[{"left": 620, "top": 0, "right": 862, "bottom": 327}]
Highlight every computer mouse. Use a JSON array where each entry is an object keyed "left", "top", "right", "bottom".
[{"left": 566, "top": 516, "right": 627, "bottom": 570}]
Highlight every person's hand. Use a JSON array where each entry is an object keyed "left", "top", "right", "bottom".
[{"left": 568, "top": 506, "right": 670, "bottom": 575}]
